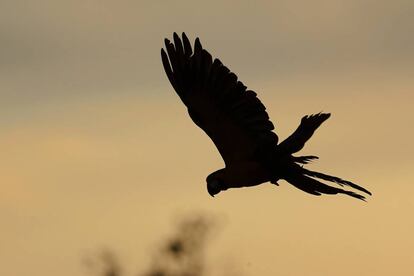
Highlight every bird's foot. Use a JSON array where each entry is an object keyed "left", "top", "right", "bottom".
[{"left": 270, "top": 179, "right": 279, "bottom": 186}]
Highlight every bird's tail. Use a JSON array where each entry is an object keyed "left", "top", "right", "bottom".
[
  {"left": 274, "top": 112, "right": 371, "bottom": 200},
  {"left": 283, "top": 165, "right": 371, "bottom": 200}
]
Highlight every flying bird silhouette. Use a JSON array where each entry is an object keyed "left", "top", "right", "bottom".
[{"left": 161, "top": 32, "right": 371, "bottom": 200}]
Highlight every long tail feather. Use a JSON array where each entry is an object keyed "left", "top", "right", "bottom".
[
  {"left": 301, "top": 168, "right": 372, "bottom": 195},
  {"left": 283, "top": 172, "right": 367, "bottom": 201}
]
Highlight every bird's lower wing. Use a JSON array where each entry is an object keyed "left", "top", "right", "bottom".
[{"left": 278, "top": 113, "right": 330, "bottom": 154}]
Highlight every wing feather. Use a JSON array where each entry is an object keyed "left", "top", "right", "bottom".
[
  {"left": 278, "top": 113, "right": 331, "bottom": 154},
  {"left": 161, "top": 32, "right": 278, "bottom": 165}
]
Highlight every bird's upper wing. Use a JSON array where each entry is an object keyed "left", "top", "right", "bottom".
[{"left": 161, "top": 33, "right": 278, "bottom": 166}]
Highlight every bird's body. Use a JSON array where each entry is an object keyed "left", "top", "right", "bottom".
[
  {"left": 161, "top": 32, "right": 371, "bottom": 200},
  {"left": 215, "top": 161, "right": 272, "bottom": 188}
]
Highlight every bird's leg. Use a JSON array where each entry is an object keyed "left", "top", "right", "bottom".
[{"left": 270, "top": 178, "right": 280, "bottom": 186}]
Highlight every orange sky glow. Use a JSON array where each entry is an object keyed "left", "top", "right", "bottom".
[{"left": 1, "top": 1, "right": 413, "bottom": 275}]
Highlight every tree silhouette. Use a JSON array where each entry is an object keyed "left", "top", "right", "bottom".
[
  {"left": 84, "top": 215, "right": 216, "bottom": 276},
  {"left": 142, "top": 216, "right": 213, "bottom": 276}
]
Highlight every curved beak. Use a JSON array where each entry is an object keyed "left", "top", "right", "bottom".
[{"left": 207, "top": 179, "right": 221, "bottom": 197}]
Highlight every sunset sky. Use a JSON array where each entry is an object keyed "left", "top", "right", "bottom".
[{"left": 1, "top": 1, "right": 413, "bottom": 275}]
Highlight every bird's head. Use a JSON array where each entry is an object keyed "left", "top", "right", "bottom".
[{"left": 206, "top": 170, "right": 227, "bottom": 197}]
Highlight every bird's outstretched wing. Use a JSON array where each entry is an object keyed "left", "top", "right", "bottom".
[
  {"left": 161, "top": 33, "right": 278, "bottom": 166},
  {"left": 278, "top": 113, "right": 331, "bottom": 154}
]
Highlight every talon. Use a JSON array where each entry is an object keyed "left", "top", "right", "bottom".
[{"left": 271, "top": 180, "right": 279, "bottom": 186}]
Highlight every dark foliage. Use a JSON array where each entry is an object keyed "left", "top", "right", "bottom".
[{"left": 84, "top": 215, "right": 215, "bottom": 276}]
